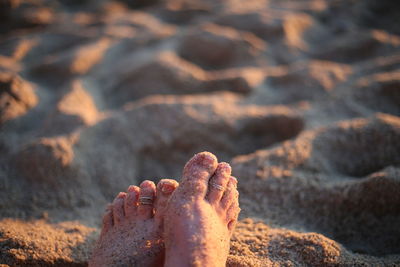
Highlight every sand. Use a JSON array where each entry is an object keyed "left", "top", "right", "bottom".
[{"left": 1, "top": 0, "right": 400, "bottom": 266}]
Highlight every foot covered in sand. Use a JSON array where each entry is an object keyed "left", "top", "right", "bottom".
[
  {"left": 89, "top": 179, "right": 179, "bottom": 267},
  {"left": 164, "top": 152, "right": 240, "bottom": 267}
]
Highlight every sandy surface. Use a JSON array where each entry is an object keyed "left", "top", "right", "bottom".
[{"left": 1, "top": 0, "right": 400, "bottom": 266}]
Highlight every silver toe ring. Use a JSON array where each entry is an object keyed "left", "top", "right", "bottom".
[
  {"left": 210, "top": 182, "right": 225, "bottom": 191},
  {"left": 139, "top": 196, "right": 154, "bottom": 205}
]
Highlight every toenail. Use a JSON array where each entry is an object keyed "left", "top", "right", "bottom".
[
  {"left": 127, "top": 185, "right": 137, "bottom": 192},
  {"left": 197, "top": 152, "right": 217, "bottom": 166},
  {"left": 161, "top": 183, "right": 175, "bottom": 194},
  {"left": 219, "top": 165, "right": 231, "bottom": 175},
  {"left": 117, "top": 192, "right": 126, "bottom": 199},
  {"left": 140, "top": 180, "right": 154, "bottom": 188},
  {"left": 230, "top": 176, "right": 238, "bottom": 184}
]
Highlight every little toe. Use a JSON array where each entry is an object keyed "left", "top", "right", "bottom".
[
  {"left": 112, "top": 192, "right": 127, "bottom": 225},
  {"left": 220, "top": 176, "right": 238, "bottom": 209},
  {"left": 137, "top": 180, "right": 156, "bottom": 219},
  {"left": 180, "top": 151, "right": 218, "bottom": 198},
  {"left": 101, "top": 204, "right": 113, "bottom": 235},
  {"left": 227, "top": 202, "right": 240, "bottom": 234},
  {"left": 125, "top": 185, "right": 140, "bottom": 218},
  {"left": 155, "top": 179, "right": 179, "bottom": 222},
  {"left": 206, "top": 162, "right": 232, "bottom": 204}
]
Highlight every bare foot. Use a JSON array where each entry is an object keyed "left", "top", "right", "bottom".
[
  {"left": 89, "top": 179, "right": 179, "bottom": 267},
  {"left": 164, "top": 152, "right": 240, "bottom": 267}
]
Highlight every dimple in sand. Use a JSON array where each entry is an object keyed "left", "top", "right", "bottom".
[{"left": 89, "top": 151, "right": 241, "bottom": 267}]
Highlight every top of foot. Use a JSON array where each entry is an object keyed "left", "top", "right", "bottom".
[
  {"left": 164, "top": 152, "right": 240, "bottom": 267},
  {"left": 89, "top": 178, "right": 179, "bottom": 267}
]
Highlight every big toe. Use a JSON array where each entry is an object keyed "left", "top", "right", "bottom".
[
  {"left": 180, "top": 151, "right": 218, "bottom": 198},
  {"left": 155, "top": 179, "right": 179, "bottom": 222}
]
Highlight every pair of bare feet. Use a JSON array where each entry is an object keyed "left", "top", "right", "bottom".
[{"left": 89, "top": 152, "right": 240, "bottom": 267}]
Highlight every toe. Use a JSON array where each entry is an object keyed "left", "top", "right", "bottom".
[
  {"left": 180, "top": 151, "right": 218, "bottom": 198},
  {"left": 220, "top": 176, "right": 238, "bottom": 209},
  {"left": 206, "top": 162, "right": 232, "bottom": 204},
  {"left": 155, "top": 179, "right": 179, "bottom": 222},
  {"left": 112, "top": 192, "right": 126, "bottom": 225},
  {"left": 125, "top": 185, "right": 140, "bottom": 218},
  {"left": 137, "top": 180, "right": 156, "bottom": 219},
  {"left": 101, "top": 204, "right": 113, "bottom": 235},
  {"left": 227, "top": 202, "right": 240, "bottom": 234}
]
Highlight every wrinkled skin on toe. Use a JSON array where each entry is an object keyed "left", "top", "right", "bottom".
[
  {"left": 164, "top": 152, "right": 240, "bottom": 267},
  {"left": 89, "top": 179, "right": 178, "bottom": 267}
]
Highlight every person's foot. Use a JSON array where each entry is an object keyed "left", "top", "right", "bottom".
[
  {"left": 164, "top": 152, "right": 240, "bottom": 267},
  {"left": 89, "top": 179, "right": 179, "bottom": 267}
]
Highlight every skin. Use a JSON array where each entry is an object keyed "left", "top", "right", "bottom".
[
  {"left": 163, "top": 152, "right": 240, "bottom": 267},
  {"left": 89, "top": 178, "right": 179, "bottom": 267}
]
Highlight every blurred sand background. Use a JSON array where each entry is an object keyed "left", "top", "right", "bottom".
[{"left": 0, "top": 0, "right": 400, "bottom": 266}]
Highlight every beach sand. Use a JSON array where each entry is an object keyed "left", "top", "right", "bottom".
[{"left": 1, "top": 0, "right": 399, "bottom": 266}]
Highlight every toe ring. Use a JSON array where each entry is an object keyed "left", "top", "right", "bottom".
[
  {"left": 139, "top": 196, "right": 154, "bottom": 205},
  {"left": 210, "top": 182, "right": 225, "bottom": 191}
]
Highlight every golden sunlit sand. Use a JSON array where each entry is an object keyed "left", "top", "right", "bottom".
[{"left": 1, "top": 0, "right": 399, "bottom": 266}]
